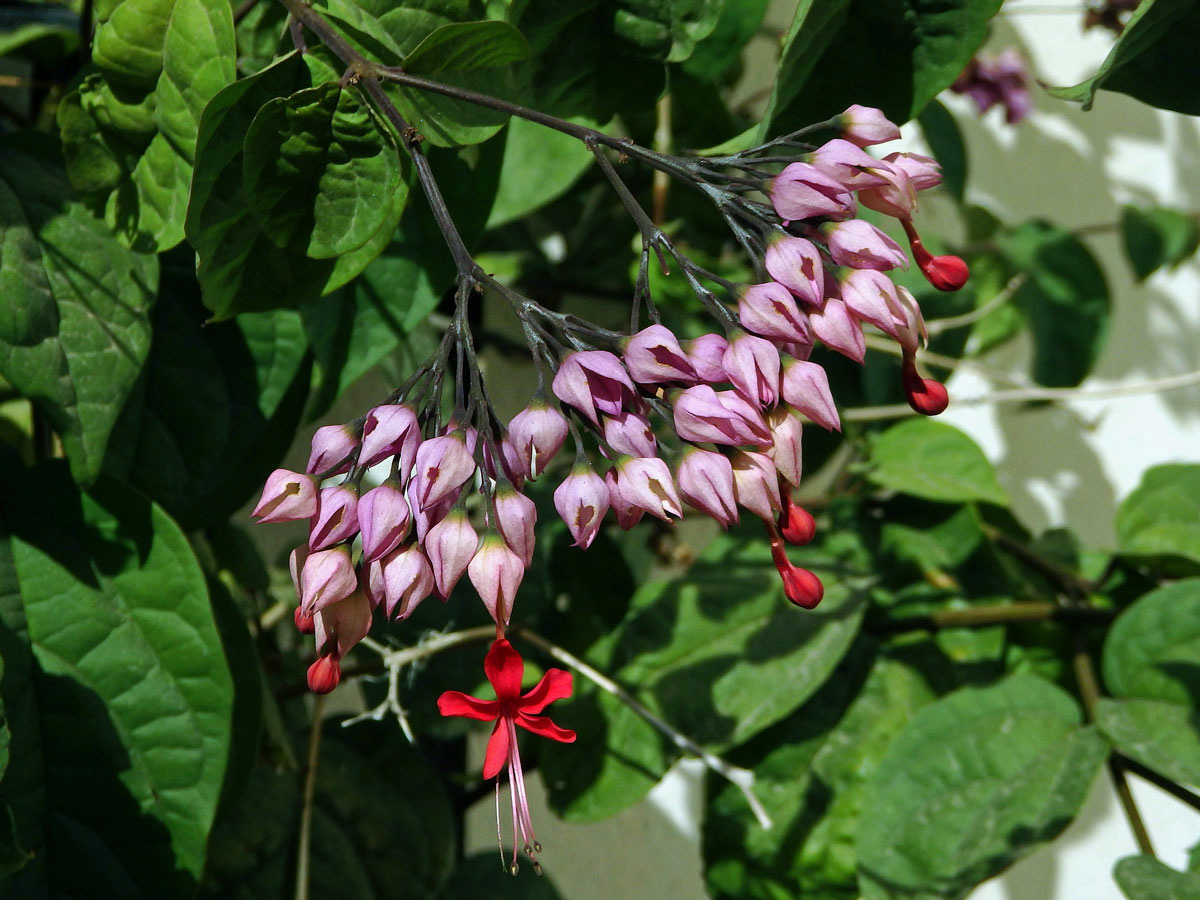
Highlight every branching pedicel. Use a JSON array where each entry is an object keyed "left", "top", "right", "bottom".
[{"left": 251, "top": 2, "right": 969, "bottom": 875}]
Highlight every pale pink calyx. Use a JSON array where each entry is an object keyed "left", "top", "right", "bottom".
[
  {"left": 806, "top": 138, "right": 896, "bottom": 190},
  {"left": 553, "top": 463, "right": 610, "bottom": 549},
  {"left": 603, "top": 409, "right": 657, "bottom": 458},
  {"left": 357, "top": 480, "right": 412, "bottom": 562},
  {"left": 738, "top": 282, "right": 811, "bottom": 344},
  {"left": 605, "top": 469, "right": 644, "bottom": 531},
  {"left": 764, "top": 236, "right": 825, "bottom": 307},
  {"left": 615, "top": 456, "right": 683, "bottom": 521},
  {"left": 810, "top": 296, "right": 866, "bottom": 363},
  {"left": 507, "top": 400, "right": 569, "bottom": 479},
  {"left": 769, "top": 162, "right": 855, "bottom": 221},
  {"left": 731, "top": 449, "right": 783, "bottom": 519},
  {"left": 720, "top": 331, "right": 781, "bottom": 409},
  {"left": 494, "top": 483, "right": 538, "bottom": 567},
  {"left": 252, "top": 469, "right": 319, "bottom": 523},
  {"left": 358, "top": 404, "right": 420, "bottom": 474},
  {"left": 765, "top": 405, "right": 806, "bottom": 485},
  {"left": 468, "top": 533, "right": 526, "bottom": 625},
  {"left": 551, "top": 350, "right": 639, "bottom": 426},
  {"left": 425, "top": 507, "right": 479, "bottom": 599},
  {"left": 821, "top": 220, "right": 908, "bottom": 271},
  {"left": 299, "top": 545, "right": 357, "bottom": 616},
  {"left": 306, "top": 424, "right": 360, "bottom": 476},
  {"left": 309, "top": 484, "right": 361, "bottom": 551},
  {"left": 673, "top": 384, "right": 766, "bottom": 446},
  {"left": 676, "top": 448, "right": 739, "bottom": 528},
  {"left": 779, "top": 358, "right": 841, "bottom": 432},
  {"left": 837, "top": 104, "right": 901, "bottom": 147},
  {"left": 622, "top": 324, "right": 698, "bottom": 385},
  {"left": 682, "top": 333, "right": 729, "bottom": 384},
  {"left": 839, "top": 268, "right": 906, "bottom": 335},
  {"left": 374, "top": 543, "right": 436, "bottom": 619},
  {"left": 410, "top": 431, "right": 476, "bottom": 513},
  {"left": 314, "top": 589, "right": 373, "bottom": 660}
]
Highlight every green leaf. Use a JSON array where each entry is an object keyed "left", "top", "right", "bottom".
[
  {"left": 705, "top": 646, "right": 935, "bottom": 900},
  {"left": 187, "top": 54, "right": 404, "bottom": 319},
  {"left": 761, "top": 0, "right": 1002, "bottom": 139},
  {"left": 868, "top": 419, "right": 1009, "bottom": 506},
  {"left": 60, "top": 0, "right": 236, "bottom": 251},
  {"left": 1047, "top": 0, "right": 1200, "bottom": 114},
  {"left": 681, "top": 0, "right": 768, "bottom": 78},
  {"left": 102, "top": 253, "right": 310, "bottom": 528},
  {"left": 242, "top": 82, "right": 408, "bottom": 259},
  {"left": 487, "top": 116, "right": 595, "bottom": 228},
  {"left": 1120, "top": 206, "right": 1200, "bottom": 282},
  {"left": 918, "top": 99, "right": 966, "bottom": 204},
  {"left": 1115, "top": 855, "right": 1200, "bottom": 900},
  {"left": 856, "top": 675, "right": 1108, "bottom": 900},
  {"left": 1096, "top": 698, "right": 1200, "bottom": 787},
  {"left": 0, "top": 462, "right": 233, "bottom": 895},
  {"left": 404, "top": 19, "right": 530, "bottom": 73},
  {"left": 0, "top": 136, "right": 158, "bottom": 484},
  {"left": 0, "top": 656, "right": 30, "bottom": 879},
  {"left": 1116, "top": 464, "right": 1200, "bottom": 572},
  {"left": 202, "top": 726, "right": 456, "bottom": 899},
  {"left": 999, "top": 220, "right": 1111, "bottom": 388},
  {"left": 0, "top": 21, "right": 79, "bottom": 62},
  {"left": 542, "top": 528, "right": 867, "bottom": 821}
]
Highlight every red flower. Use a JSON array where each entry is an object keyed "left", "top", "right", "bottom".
[{"left": 438, "top": 639, "right": 575, "bottom": 874}]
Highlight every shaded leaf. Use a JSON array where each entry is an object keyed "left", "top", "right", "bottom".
[
  {"left": 918, "top": 99, "right": 966, "bottom": 204},
  {"left": 404, "top": 19, "right": 530, "bottom": 73},
  {"left": 487, "top": 117, "right": 595, "bottom": 228},
  {"left": 1116, "top": 464, "right": 1200, "bottom": 572},
  {"left": 0, "top": 136, "right": 158, "bottom": 484},
  {"left": 437, "top": 852, "right": 566, "bottom": 898},
  {"left": 1047, "top": 0, "right": 1200, "bottom": 115},
  {"left": 761, "top": 0, "right": 1002, "bottom": 139},
  {"left": 0, "top": 462, "right": 232, "bottom": 895},
  {"left": 868, "top": 419, "right": 1008, "bottom": 506},
  {"left": 1115, "top": 855, "right": 1200, "bottom": 900},
  {"left": 856, "top": 675, "right": 1107, "bottom": 900},
  {"left": 999, "top": 220, "right": 1111, "bottom": 388},
  {"left": 1095, "top": 697, "right": 1200, "bottom": 787},
  {"left": 1121, "top": 205, "right": 1200, "bottom": 281}
]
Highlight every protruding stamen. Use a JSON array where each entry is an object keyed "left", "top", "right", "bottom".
[
  {"left": 509, "top": 863, "right": 520, "bottom": 877},
  {"left": 533, "top": 841, "right": 543, "bottom": 853},
  {"left": 532, "top": 861, "right": 543, "bottom": 876}
]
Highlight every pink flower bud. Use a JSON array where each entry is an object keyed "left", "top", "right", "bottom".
[
  {"left": 376, "top": 543, "right": 436, "bottom": 619},
  {"left": 252, "top": 469, "right": 319, "bottom": 523},
  {"left": 307, "top": 655, "right": 341, "bottom": 694},
  {"left": 468, "top": 533, "right": 526, "bottom": 625},
  {"left": 780, "top": 358, "right": 840, "bottom": 432},
  {"left": 425, "top": 508, "right": 479, "bottom": 599},
  {"left": 885, "top": 152, "right": 942, "bottom": 191},
  {"left": 408, "top": 478, "right": 458, "bottom": 543},
  {"left": 603, "top": 410, "right": 657, "bottom": 458},
  {"left": 839, "top": 269, "right": 905, "bottom": 335},
  {"left": 821, "top": 220, "right": 908, "bottom": 271},
  {"left": 807, "top": 139, "right": 896, "bottom": 190},
  {"left": 682, "top": 333, "right": 729, "bottom": 383},
  {"left": 314, "top": 589, "right": 372, "bottom": 659},
  {"left": 410, "top": 432, "right": 476, "bottom": 512},
  {"left": 551, "top": 350, "right": 638, "bottom": 426},
  {"left": 731, "top": 450, "right": 782, "bottom": 519},
  {"left": 721, "top": 332, "right": 781, "bottom": 409},
  {"left": 623, "top": 324, "right": 697, "bottom": 385},
  {"left": 858, "top": 168, "right": 917, "bottom": 219},
  {"left": 765, "top": 405, "right": 805, "bottom": 485},
  {"left": 764, "top": 237, "right": 825, "bottom": 307},
  {"left": 616, "top": 457, "right": 683, "bottom": 521},
  {"left": 553, "top": 464, "right": 610, "bottom": 549},
  {"left": 769, "top": 162, "right": 855, "bottom": 221},
  {"left": 494, "top": 484, "right": 537, "bottom": 566},
  {"left": 673, "top": 385, "right": 765, "bottom": 446},
  {"left": 300, "top": 545, "right": 357, "bottom": 615},
  {"left": 307, "top": 424, "right": 359, "bottom": 475},
  {"left": 676, "top": 449, "right": 738, "bottom": 527},
  {"left": 357, "top": 481, "right": 411, "bottom": 561},
  {"left": 738, "top": 283, "right": 811, "bottom": 344},
  {"left": 837, "top": 104, "right": 901, "bottom": 147},
  {"left": 810, "top": 296, "right": 866, "bottom": 363},
  {"left": 715, "top": 391, "right": 773, "bottom": 446},
  {"left": 309, "top": 484, "right": 360, "bottom": 551},
  {"left": 606, "top": 469, "right": 644, "bottom": 530},
  {"left": 507, "top": 401, "right": 569, "bottom": 479},
  {"left": 359, "top": 404, "right": 420, "bottom": 473}
]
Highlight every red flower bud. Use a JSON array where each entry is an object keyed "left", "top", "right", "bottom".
[{"left": 307, "top": 655, "right": 341, "bottom": 694}]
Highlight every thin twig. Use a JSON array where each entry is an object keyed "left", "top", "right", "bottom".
[
  {"left": 873, "top": 601, "right": 1115, "bottom": 634},
  {"left": 295, "top": 694, "right": 326, "bottom": 900},
  {"left": 925, "top": 273, "right": 1027, "bottom": 337},
  {"left": 1117, "top": 755, "right": 1200, "bottom": 815},
  {"left": 511, "top": 627, "right": 774, "bottom": 829}
]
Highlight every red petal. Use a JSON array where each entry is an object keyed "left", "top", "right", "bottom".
[
  {"left": 484, "top": 638, "right": 524, "bottom": 701},
  {"left": 518, "top": 668, "right": 573, "bottom": 714},
  {"left": 437, "top": 690, "right": 500, "bottom": 721},
  {"left": 517, "top": 712, "right": 577, "bottom": 743},
  {"left": 482, "top": 719, "right": 511, "bottom": 779}
]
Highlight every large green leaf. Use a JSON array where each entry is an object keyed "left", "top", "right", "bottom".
[
  {"left": 0, "top": 462, "right": 233, "bottom": 896},
  {"left": 542, "top": 528, "right": 867, "bottom": 821},
  {"left": 1096, "top": 579, "right": 1200, "bottom": 784},
  {"left": 704, "top": 645, "right": 935, "bottom": 900},
  {"left": 1120, "top": 206, "right": 1200, "bottom": 282},
  {"left": 404, "top": 19, "right": 531, "bottom": 72},
  {"left": 1115, "top": 855, "right": 1200, "bottom": 900},
  {"left": 856, "top": 674, "right": 1107, "bottom": 900},
  {"left": 761, "top": 0, "right": 1002, "bottom": 139},
  {"left": 998, "top": 220, "right": 1112, "bottom": 388},
  {"left": 187, "top": 53, "right": 406, "bottom": 319},
  {"left": 0, "top": 136, "right": 158, "bottom": 485},
  {"left": 102, "top": 252, "right": 310, "bottom": 529},
  {"left": 242, "top": 82, "right": 407, "bottom": 259},
  {"left": 868, "top": 419, "right": 1009, "bottom": 506},
  {"left": 59, "top": 0, "right": 236, "bottom": 251},
  {"left": 486, "top": 116, "right": 595, "bottom": 228},
  {"left": 1048, "top": 0, "right": 1200, "bottom": 115},
  {"left": 1115, "top": 464, "right": 1200, "bottom": 572},
  {"left": 201, "top": 725, "right": 456, "bottom": 899}
]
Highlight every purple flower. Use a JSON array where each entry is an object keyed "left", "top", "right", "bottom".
[
  {"left": 299, "top": 545, "right": 357, "bottom": 616},
  {"left": 551, "top": 350, "right": 639, "bottom": 426},
  {"left": 810, "top": 296, "right": 866, "bottom": 363},
  {"left": 603, "top": 409, "right": 657, "bottom": 458},
  {"left": 359, "top": 404, "right": 420, "bottom": 473},
  {"left": 494, "top": 483, "right": 537, "bottom": 567},
  {"left": 769, "top": 162, "right": 855, "bottom": 221},
  {"left": 682, "top": 333, "right": 729, "bottom": 384}
]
